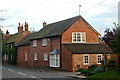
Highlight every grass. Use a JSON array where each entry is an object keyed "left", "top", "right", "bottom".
[{"left": 87, "top": 70, "right": 120, "bottom": 78}]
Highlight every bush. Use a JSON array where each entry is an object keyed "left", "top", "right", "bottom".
[
  {"left": 81, "top": 69, "right": 89, "bottom": 74},
  {"left": 80, "top": 64, "right": 98, "bottom": 75},
  {"left": 88, "top": 64, "right": 97, "bottom": 69},
  {"left": 118, "top": 55, "right": 120, "bottom": 71},
  {"left": 76, "top": 68, "right": 84, "bottom": 72},
  {"left": 92, "top": 66, "right": 104, "bottom": 74},
  {"left": 107, "top": 58, "right": 116, "bottom": 66}
]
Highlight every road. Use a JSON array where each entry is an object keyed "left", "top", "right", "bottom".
[{"left": 2, "top": 65, "right": 80, "bottom": 80}]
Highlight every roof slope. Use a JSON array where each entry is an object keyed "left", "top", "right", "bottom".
[
  {"left": 63, "top": 43, "right": 113, "bottom": 53},
  {"left": 6, "top": 31, "right": 24, "bottom": 44},
  {"left": 31, "top": 15, "right": 100, "bottom": 40},
  {"left": 15, "top": 32, "right": 38, "bottom": 46}
]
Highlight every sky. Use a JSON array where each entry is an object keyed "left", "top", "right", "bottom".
[{"left": 0, "top": 0, "right": 119, "bottom": 36}]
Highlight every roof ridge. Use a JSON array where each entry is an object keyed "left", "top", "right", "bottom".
[{"left": 45, "top": 16, "right": 79, "bottom": 27}]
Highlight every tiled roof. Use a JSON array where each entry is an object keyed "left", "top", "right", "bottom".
[
  {"left": 15, "top": 32, "right": 38, "bottom": 46},
  {"left": 3, "top": 34, "right": 12, "bottom": 42},
  {"left": 16, "top": 15, "right": 100, "bottom": 46},
  {"left": 63, "top": 42, "right": 113, "bottom": 53},
  {"left": 5, "top": 31, "right": 24, "bottom": 44},
  {"left": 31, "top": 15, "right": 100, "bottom": 40}
]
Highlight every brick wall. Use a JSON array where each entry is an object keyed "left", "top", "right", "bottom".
[
  {"left": 61, "top": 44, "right": 73, "bottom": 71},
  {"left": 62, "top": 19, "right": 99, "bottom": 43},
  {"left": 17, "top": 36, "right": 61, "bottom": 67},
  {"left": 30, "top": 36, "right": 61, "bottom": 67},
  {"left": 72, "top": 54, "right": 103, "bottom": 72},
  {"left": 17, "top": 45, "right": 31, "bottom": 66}
]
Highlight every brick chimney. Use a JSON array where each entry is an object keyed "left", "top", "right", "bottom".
[
  {"left": 43, "top": 22, "right": 47, "bottom": 27},
  {"left": 18, "top": 23, "right": 23, "bottom": 33},
  {"left": 25, "top": 22, "right": 28, "bottom": 31}
]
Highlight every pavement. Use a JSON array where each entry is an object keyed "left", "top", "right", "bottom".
[{"left": 2, "top": 64, "right": 86, "bottom": 79}]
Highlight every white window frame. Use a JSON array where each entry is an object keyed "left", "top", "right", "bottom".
[
  {"left": 4, "top": 54, "right": 6, "bottom": 60},
  {"left": 11, "top": 53, "right": 12, "bottom": 60},
  {"left": 25, "top": 53, "right": 27, "bottom": 61},
  {"left": 84, "top": 55, "right": 89, "bottom": 65},
  {"left": 50, "top": 54, "right": 59, "bottom": 67},
  {"left": 42, "top": 38, "right": 47, "bottom": 46},
  {"left": 33, "top": 40, "right": 37, "bottom": 47},
  {"left": 11, "top": 44, "right": 12, "bottom": 48},
  {"left": 72, "top": 32, "right": 86, "bottom": 43},
  {"left": 34, "top": 53, "right": 38, "bottom": 61},
  {"left": 7, "top": 54, "right": 8, "bottom": 60},
  {"left": 97, "top": 54, "right": 102, "bottom": 64},
  {"left": 44, "top": 53, "right": 48, "bottom": 61}
]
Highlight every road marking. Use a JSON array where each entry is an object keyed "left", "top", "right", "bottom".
[
  {"left": 7, "top": 69, "right": 15, "bottom": 72},
  {"left": 17, "top": 72, "right": 26, "bottom": 76},
  {"left": 46, "top": 73, "right": 50, "bottom": 74},
  {"left": 2, "top": 67, "right": 6, "bottom": 69},
  {"left": 30, "top": 76, "right": 37, "bottom": 78}
]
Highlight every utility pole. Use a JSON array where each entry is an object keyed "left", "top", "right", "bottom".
[{"left": 0, "top": 28, "right": 2, "bottom": 79}]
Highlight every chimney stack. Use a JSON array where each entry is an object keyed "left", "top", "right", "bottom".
[
  {"left": 18, "top": 23, "right": 23, "bottom": 33},
  {"left": 25, "top": 22, "right": 28, "bottom": 31},
  {"left": 43, "top": 22, "right": 47, "bottom": 27}
]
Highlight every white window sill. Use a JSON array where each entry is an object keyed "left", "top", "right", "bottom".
[
  {"left": 97, "top": 63, "right": 101, "bottom": 64},
  {"left": 84, "top": 63, "right": 89, "bottom": 65},
  {"left": 42, "top": 45, "right": 47, "bottom": 46},
  {"left": 44, "top": 59, "right": 48, "bottom": 61},
  {"left": 72, "top": 41, "right": 86, "bottom": 43},
  {"left": 33, "top": 45, "right": 37, "bottom": 47},
  {"left": 50, "top": 66, "right": 60, "bottom": 67}
]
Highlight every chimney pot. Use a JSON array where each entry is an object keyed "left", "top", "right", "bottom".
[
  {"left": 25, "top": 22, "right": 28, "bottom": 31},
  {"left": 43, "top": 22, "right": 47, "bottom": 27},
  {"left": 18, "top": 23, "right": 20, "bottom": 27}
]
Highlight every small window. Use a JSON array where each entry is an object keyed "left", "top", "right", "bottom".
[
  {"left": 11, "top": 53, "right": 12, "bottom": 60},
  {"left": 84, "top": 55, "right": 89, "bottom": 65},
  {"left": 97, "top": 54, "right": 102, "bottom": 64},
  {"left": 25, "top": 53, "right": 27, "bottom": 61},
  {"left": 34, "top": 53, "right": 38, "bottom": 61},
  {"left": 44, "top": 53, "right": 48, "bottom": 61},
  {"left": 7, "top": 54, "right": 8, "bottom": 60},
  {"left": 11, "top": 44, "right": 12, "bottom": 48},
  {"left": 4, "top": 54, "right": 6, "bottom": 60},
  {"left": 33, "top": 40, "right": 37, "bottom": 47},
  {"left": 72, "top": 32, "right": 86, "bottom": 43},
  {"left": 42, "top": 38, "right": 47, "bottom": 46}
]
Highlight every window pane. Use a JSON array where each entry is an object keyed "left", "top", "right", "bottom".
[
  {"left": 44, "top": 53, "right": 48, "bottom": 61},
  {"left": 56, "top": 59, "right": 59, "bottom": 66}
]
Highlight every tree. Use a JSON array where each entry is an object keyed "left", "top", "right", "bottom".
[
  {"left": 102, "top": 28, "right": 114, "bottom": 47},
  {"left": 6, "top": 30, "right": 9, "bottom": 34},
  {"left": 29, "top": 27, "right": 36, "bottom": 33},
  {"left": 109, "top": 23, "right": 120, "bottom": 54}
]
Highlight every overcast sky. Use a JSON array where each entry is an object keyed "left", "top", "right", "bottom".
[{"left": 0, "top": 0, "right": 119, "bottom": 36}]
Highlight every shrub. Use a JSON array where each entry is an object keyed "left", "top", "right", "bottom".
[
  {"left": 88, "top": 64, "right": 97, "bottom": 69},
  {"left": 92, "top": 66, "right": 104, "bottom": 74},
  {"left": 118, "top": 55, "right": 120, "bottom": 71},
  {"left": 76, "top": 68, "right": 84, "bottom": 72},
  {"left": 81, "top": 69, "right": 89, "bottom": 74}
]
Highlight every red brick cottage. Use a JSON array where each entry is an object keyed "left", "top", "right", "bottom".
[
  {"left": 2, "top": 22, "right": 30, "bottom": 64},
  {"left": 16, "top": 16, "right": 112, "bottom": 72}
]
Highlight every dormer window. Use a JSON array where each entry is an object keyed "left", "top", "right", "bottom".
[
  {"left": 42, "top": 38, "right": 47, "bottom": 46},
  {"left": 72, "top": 32, "right": 86, "bottom": 43},
  {"left": 33, "top": 40, "right": 37, "bottom": 47}
]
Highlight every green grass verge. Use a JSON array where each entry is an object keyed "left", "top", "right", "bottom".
[{"left": 87, "top": 71, "right": 120, "bottom": 78}]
